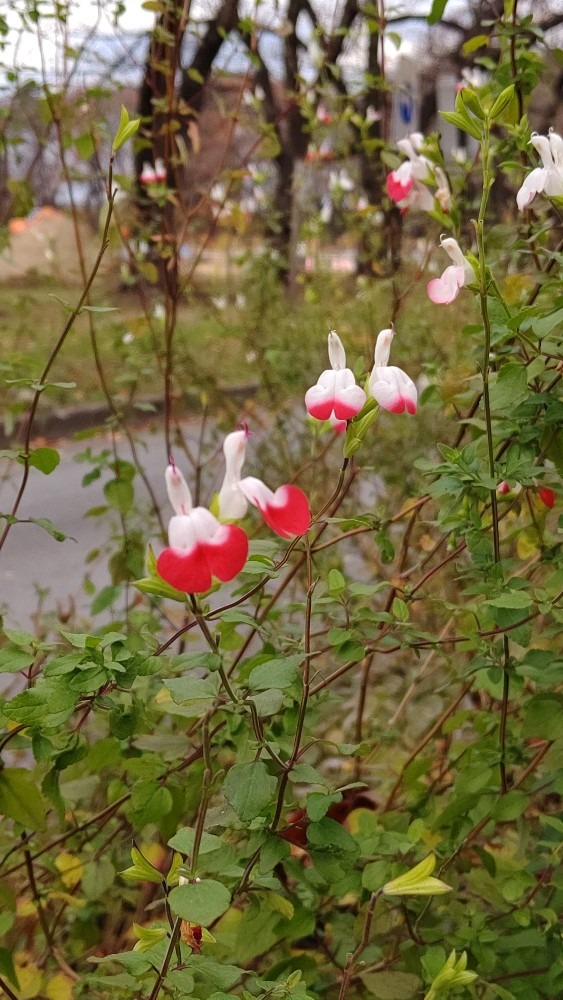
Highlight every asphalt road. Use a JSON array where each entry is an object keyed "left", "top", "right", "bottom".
[{"left": 0, "top": 422, "right": 191, "bottom": 629}]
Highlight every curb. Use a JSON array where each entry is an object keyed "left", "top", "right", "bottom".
[{"left": 0, "top": 384, "right": 259, "bottom": 448}]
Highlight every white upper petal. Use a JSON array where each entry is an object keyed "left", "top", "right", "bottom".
[
  {"left": 373, "top": 328, "right": 395, "bottom": 368},
  {"left": 237, "top": 476, "right": 274, "bottom": 510},
  {"left": 218, "top": 430, "right": 249, "bottom": 520},
  {"left": 516, "top": 167, "right": 547, "bottom": 210},
  {"left": 328, "top": 330, "right": 346, "bottom": 370},
  {"left": 530, "top": 134, "right": 553, "bottom": 169},
  {"left": 440, "top": 237, "right": 466, "bottom": 268},
  {"left": 168, "top": 513, "right": 197, "bottom": 551},
  {"left": 165, "top": 464, "right": 192, "bottom": 515},
  {"left": 549, "top": 130, "right": 563, "bottom": 171}
]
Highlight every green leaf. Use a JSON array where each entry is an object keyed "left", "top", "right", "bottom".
[
  {"left": 223, "top": 761, "right": 277, "bottom": 821},
  {"left": 0, "top": 769, "right": 47, "bottom": 830},
  {"left": 104, "top": 478, "right": 134, "bottom": 514},
  {"left": 440, "top": 110, "right": 482, "bottom": 141},
  {"left": 248, "top": 655, "right": 301, "bottom": 691},
  {"left": 134, "top": 575, "right": 187, "bottom": 602},
  {"left": 306, "top": 791, "right": 342, "bottom": 822},
  {"left": 3, "top": 684, "right": 77, "bottom": 729},
  {"left": 428, "top": 0, "right": 450, "bottom": 24},
  {"left": 91, "top": 585, "right": 121, "bottom": 615},
  {"left": 307, "top": 817, "right": 358, "bottom": 854},
  {"left": 164, "top": 676, "right": 218, "bottom": 704},
  {"left": 328, "top": 569, "right": 346, "bottom": 595},
  {"left": 168, "top": 879, "right": 231, "bottom": 926},
  {"left": 522, "top": 695, "right": 563, "bottom": 740},
  {"left": 112, "top": 106, "right": 141, "bottom": 152},
  {"left": 489, "top": 364, "right": 528, "bottom": 412},
  {"left": 168, "top": 827, "right": 223, "bottom": 856},
  {"left": 462, "top": 34, "right": 489, "bottom": 55},
  {"left": 486, "top": 591, "right": 532, "bottom": 610},
  {"left": 491, "top": 791, "right": 529, "bottom": 821},
  {"left": 28, "top": 447, "right": 60, "bottom": 475},
  {"left": 361, "top": 971, "right": 420, "bottom": 999},
  {"left": 489, "top": 85, "right": 515, "bottom": 120}
]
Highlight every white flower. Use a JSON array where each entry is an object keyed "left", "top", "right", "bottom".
[{"left": 517, "top": 130, "right": 563, "bottom": 210}]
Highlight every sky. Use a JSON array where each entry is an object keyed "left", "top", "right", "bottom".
[{"left": 0, "top": 0, "right": 462, "bottom": 86}]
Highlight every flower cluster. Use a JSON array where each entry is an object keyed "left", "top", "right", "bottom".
[
  {"left": 305, "top": 329, "right": 417, "bottom": 423},
  {"left": 156, "top": 430, "right": 311, "bottom": 594},
  {"left": 140, "top": 158, "right": 167, "bottom": 186},
  {"left": 517, "top": 129, "right": 563, "bottom": 210},
  {"left": 386, "top": 133, "right": 451, "bottom": 214}
]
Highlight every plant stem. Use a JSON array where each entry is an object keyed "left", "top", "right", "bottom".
[{"left": 475, "top": 118, "right": 510, "bottom": 795}]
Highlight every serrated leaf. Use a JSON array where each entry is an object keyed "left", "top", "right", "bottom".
[
  {"left": 248, "top": 656, "right": 301, "bottom": 691},
  {"left": 223, "top": 761, "right": 277, "bottom": 821}
]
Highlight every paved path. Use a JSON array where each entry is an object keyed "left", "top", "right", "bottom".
[{"left": 0, "top": 423, "right": 194, "bottom": 628}]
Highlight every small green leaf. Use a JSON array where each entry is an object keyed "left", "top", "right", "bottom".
[
  {"left": 104, "top": 478, "right": 134, "bottom": 514},
  {"left": 112, "top": 106, "right": 141, "bottom": 152},
  {"left": 428, "top": 0, "right": 450, "bottom": 24},
  {"left": 168, "top": 879, "right": 231, "bottom": 926},
  {"left": 489, "top": 85, "right": 515, "bottom": 120},
  {"left": 28, "top": 447, "right": 60, "bottom": 475}
]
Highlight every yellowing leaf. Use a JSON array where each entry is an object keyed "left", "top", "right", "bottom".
[
  {"left": 517, "top": 529, "right": 539, "bottom": 560},
  {"left": 13, "top": 955, "right": 43, "bottom": 999},
  {"left": 55, "top": 852, "right": 83, "bottom": 888},
  {"left": 47, "top": 891, "right": 86, "bottom": 908},
  {"left": 383, "top": 855, "right": 452, "bottom": 896},
  {"left": 45, "top": 973, "right": 74, "bottom": 1000}
]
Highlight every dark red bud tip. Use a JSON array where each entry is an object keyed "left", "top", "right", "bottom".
[
  {"left": 237, "top": 420, "right": 251, "bottom": 437},
  {"left": 538, "top": 487, "right": 555, "bottom": 509},
  {"left": 168, "top": 454, "right": 176, "bottom": 471}
]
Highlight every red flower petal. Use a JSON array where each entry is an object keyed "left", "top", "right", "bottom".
[
  {"left": 157, "top": 544, "right": 211, "bottom": 593},
  {"left": 261, "top": 485, "right": 311, "bottom": 539},
  {"left": 538, "top": 487, "right": 555, "bottom": 509},
  {"left": 157, "top": 525, "right": 248, "bottom": 593},
  {"left": 386, "top": 172, "right": 413, "bottom": 203}
]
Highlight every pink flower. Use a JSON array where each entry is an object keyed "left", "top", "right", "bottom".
[
  {"left": 305, "top": 331, "right": 366, "bottom": 422},
  {"left": 427, "top": 236, "right": 474, "bottom": 305},
  {"left": 156, "top": 461, "right": 248, "bottom": 594},
  {"left": 517, "top": 130, "right": 563, "bottom": 210},
  {"left": 497, "top": 480, "right": 511, "bottom": 495},
  {"left": 369, "top": 327, "right": 417, "bottom": 415},
  {"left": 218, "top": 430, "right": 311, "bottom": 538}
]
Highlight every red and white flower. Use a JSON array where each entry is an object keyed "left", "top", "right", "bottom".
[
  {"left": 427, "top": 236, "right": 474, "bottom": 305},
  {"left": 305, "top": 331, "right": 366, "bottom": 422},
  {"left": 140, "top": 157, "right": 167, "bottom": 186},
  {"left": 516, "top": 130, "right": 563, "bottom": 210},
  {"left": 156, "top": 460, "right": 248, "bottom": 594},
  {"left": 386, "top": 134, "right": 435, "bottom": 212},
  {"left": 369, "top": 327, "right": 417, "bottom": 415},
  {"left": 218, "top": 429, "right": 311, "bottom": 539}
]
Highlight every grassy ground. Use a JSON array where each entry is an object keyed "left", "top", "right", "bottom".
[{"left": 0, "top": 245, "right": 479, "bottom": 440}]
